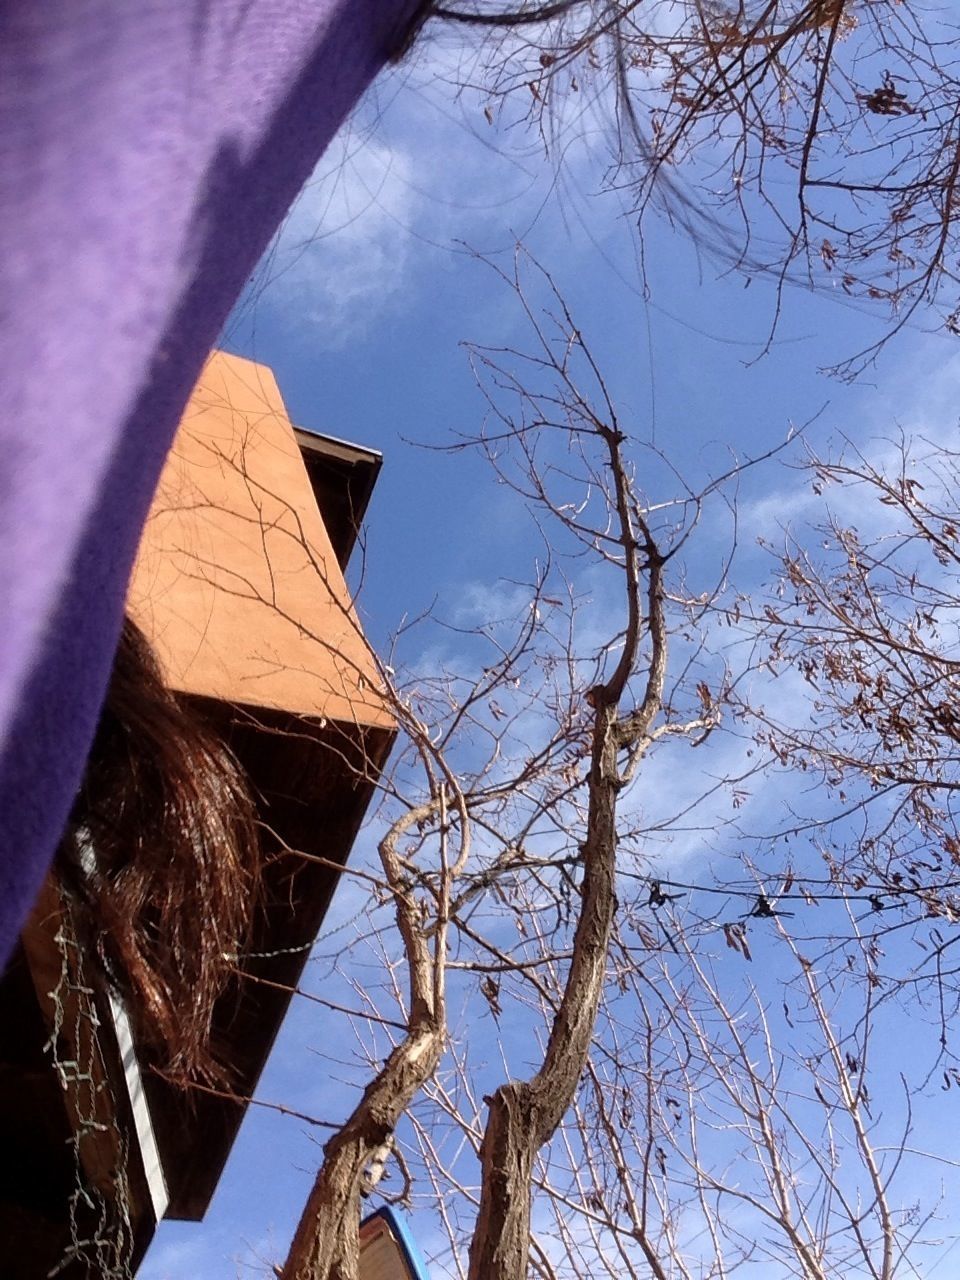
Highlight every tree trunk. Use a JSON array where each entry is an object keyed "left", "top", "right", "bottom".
[
  {"left": 467, "top": 697, "right": 622, "bottom": 1280},
  {"left": 281, "top": 1021, "right": 442, "bottom": 1280},
  {"left": 467, "top": 1084, "right": 539, "bottom": 1279}
]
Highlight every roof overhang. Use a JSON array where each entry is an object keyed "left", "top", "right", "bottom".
[{"left": 293, "top": 428, "right": 383, "bottom": 572}]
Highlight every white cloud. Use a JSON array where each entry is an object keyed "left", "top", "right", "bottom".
[
  {"left": 741, "top": 341, "right": 960, "bottom": 544},
  {"left": 140, "top": 1229, "right": 237, "bottom": 1279},
  {"left": 242, "top": 37, "right": 629, "bottom": 343},
  {"left": 251, "top": 132, "right": 420, "bottom": 342}
]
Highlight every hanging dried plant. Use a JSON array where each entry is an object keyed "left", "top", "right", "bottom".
[{"left": 59, "top": 616, "right": 261, "bottom": 1084}]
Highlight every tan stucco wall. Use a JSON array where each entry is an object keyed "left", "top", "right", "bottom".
[{"left": 127, "top": 352, "right": 391, "bottom": 731}]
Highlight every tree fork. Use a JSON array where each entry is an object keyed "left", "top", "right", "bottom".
[{"left": 281, "top": 795, "right": 451, "bottom": 1280}]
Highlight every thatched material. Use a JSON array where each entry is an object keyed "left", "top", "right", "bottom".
[{"left": 59, "top": 617, "right": 260, "bottom": 1083}]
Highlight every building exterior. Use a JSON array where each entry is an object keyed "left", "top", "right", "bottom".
[{"left": 0, "top": 353, "right": 394, "bottom": 1275}]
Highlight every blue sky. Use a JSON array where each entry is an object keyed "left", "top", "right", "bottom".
[{"left": 141, "top": 27, "right": 960, "bottom": 1280}]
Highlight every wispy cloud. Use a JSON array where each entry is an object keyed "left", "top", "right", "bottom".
[
  {"left": 239, "top": 39, "right": 625, "bottom": 344},
  {"left": 741, "top": 341, "right": 960, "bottom": 543},
  {"left": 246, "top": 132, "right": 420, "bottom": 342}
]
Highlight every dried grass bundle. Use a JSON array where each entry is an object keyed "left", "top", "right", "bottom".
[{"left": 60, "top": 617, "right": 260, "bottom": 1083}]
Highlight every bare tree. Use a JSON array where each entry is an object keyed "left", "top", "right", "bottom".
[
  {"left": 735, "top": 433, "right": 960, "bottom": 1058},
  {"left": 273, "top": 250, "right": 732, "bottom": 1278},
  {"left": 267, "top": 256, "right": 952, "bottom": 1280},
  {"left": 460, "top": 254, "right": 716, "bottom": 1280},
  {"left": 422, "top": 0, "right": 960, "bottom": 367}
]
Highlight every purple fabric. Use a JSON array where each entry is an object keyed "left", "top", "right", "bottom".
[{"left": 0, "top": 0, "right": 415, "bottom": 968}]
